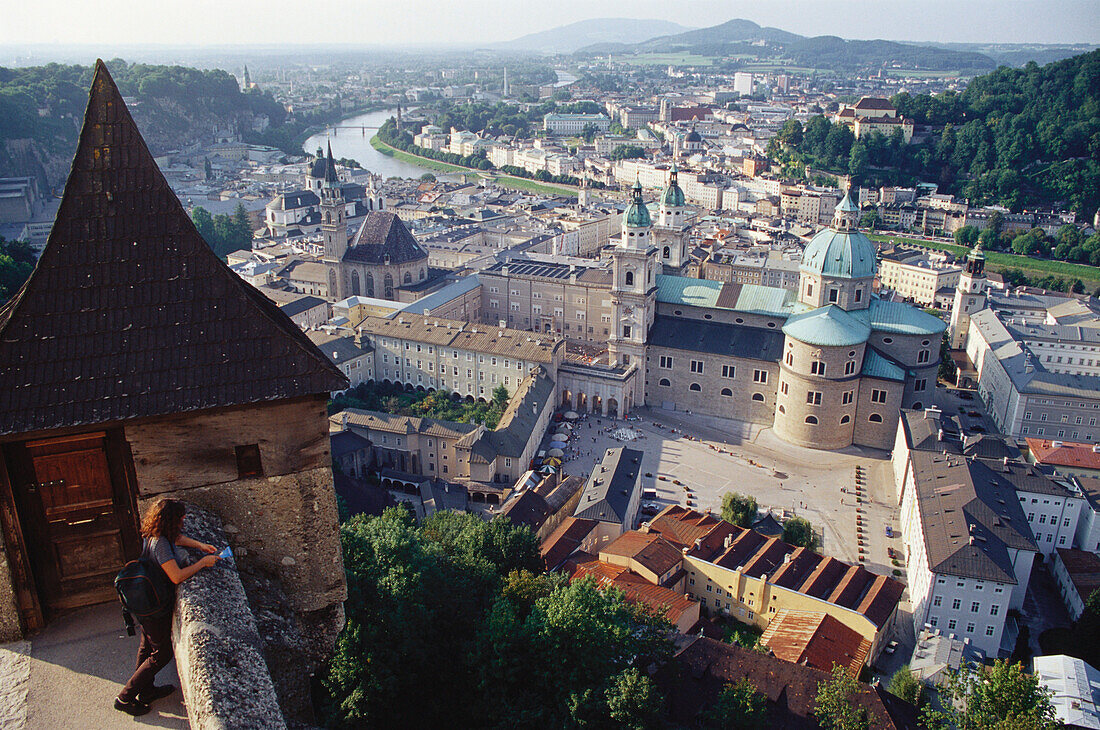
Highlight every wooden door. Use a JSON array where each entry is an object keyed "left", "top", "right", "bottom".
[{"left": 8, "top": 432, "right": 139, "bottom": 616}]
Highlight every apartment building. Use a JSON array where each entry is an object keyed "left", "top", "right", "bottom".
[
  {"left": 643, "top": 506, "right": 904, "bottom": 661},
  {"left": 893, "top": 410, "right": 1041, "bottom": 656},
  {"left": 966, "top": 309, "right": 1100, "bottom": 442},
  {"left": 878, "top": 252, "right": 962, "bottom": 307},
  {"left": 357, "top": 311, "right": 564, "bottom": 401},
  {"left": 478, "top": 259, "right": 616, "bottom": 344},
  {"left": 543, "top": 113, "right": 611, "bottom": 135}
]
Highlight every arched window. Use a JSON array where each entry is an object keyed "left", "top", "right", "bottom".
[
  {"left": 366, "top": 273, "right": 375, "bottom": 297},
  {"left": 805, "top": 415, "right": 818, "bottom": 424},
  {"left": 663, "top": 246, "right": 670, "bottom": 259},
  {"left": 403, "top": 271, "right": 412, "bottom": 284},
  {"left": 778, "top": 405, "right": 785, "bottom": 413},
  {"left": 721, "top": 388, "right": 733, "bottom": 397},
  {"left": 625, "top": 271, "right": 634, "bottom": 287},
  {"left": 751, "top": 393, "right": 765, "bottom": 402},
  {"left": 659, "top": 378, "right": 671, "bottom": 387},
  {"left": 912, "top": 402, "right": 923, "bottom": 410},
  {"left": 384, "top": 274, "right": 394, "bottom": 299},
  {"left": 420, "top": 268, "right": 426, "bottom": 281},
  {"left": 689, "top": 383, "right": 702, "bottom": 391},
  {"left": 840, "top": 415, "right": 850, "bottom": 424},
  {"left": 350, "top": 270, "right": 361, "bottom": 296},
  {"left": 869, "top": 414, "right": 883, "bottom": 423}
]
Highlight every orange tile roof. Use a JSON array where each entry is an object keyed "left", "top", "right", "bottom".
[
  {"left": 540, "top": 516, "right": 599, "bottom": 570},
  {"left": 760, "top": 610, "right": 872, "bottom": 678},
  {"left": 567, "top": 555, "right": 697, "bottom": 625},
  {"left": 601, "top": 531, "right": 683, "bottom": 577},
  {"left": 1026, "top": 438, "right": 1100, "bottom": 470},
  {"left": 648, "top": 507, "right": 903, "bottom": 628}
]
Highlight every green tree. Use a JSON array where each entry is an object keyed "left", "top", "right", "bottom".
[
  {"left": 604, "top": 667, "right": 664, "bottom": 730},
  {"left": 0, "top": 237, "right": 36, "bottom": 304},
  {"left": 923, "top": 660, "right": 1057, "bottom": 730},
  {"left": 419, "top": 172, "right": 436, "bottom": 182},
  {"left": 700, "top": 677, "right": 767, "bottom": 730},
  {"left": 848, "top": 140, "right": 869, "bottom": 178},
  {"left": 777, "top": 118, "right": 803, "bottom": 148},
  {"left": 859, "top": 210, "right": 879, "bottom": 230},
  {"left": 783, "top": 517, "right": 817, "bottom": 549},
  {"left": 492, "top": 384, "right": 510, "bottom": 408},
  {"left": 887, "top": 666, "right": 923, "bottom": 706},
  {"left": 721, "top": 492, "right": 758, "bottom": 527},
  {"left": 814, "top": 664, "right": 869, "bottom": 730},
  {"left": 610, "top": 144, "right": 647, "bottom": 160},
  {"left": 190, "top": 206, "right": 216, "bottom": 246},
  {"left": 203, "top": 157, "right": 213, "bottom": 180}
]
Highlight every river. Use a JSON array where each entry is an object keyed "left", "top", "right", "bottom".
[{"left": 303, "top": 108, "right": 458, "bottom": 180}]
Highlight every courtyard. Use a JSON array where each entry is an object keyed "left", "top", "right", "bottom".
[{"left": 557, "top": 404, "right": 905, "bottom": 580}]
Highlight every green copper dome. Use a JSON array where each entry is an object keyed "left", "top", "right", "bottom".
[
  {"left": 800, "top": 193, "right": 876, "bottom": 279},
  {"left": 624, "top": 178, "right": 651, "bottom": 228},
  {"left": 661, "top": 166, "right": 685, "bottom": 209}
]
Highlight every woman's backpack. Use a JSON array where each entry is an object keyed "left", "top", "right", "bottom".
[{"left": 114, "top": 543, "right": 175, "bottom": 635}]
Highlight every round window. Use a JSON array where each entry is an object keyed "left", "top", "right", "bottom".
[{"left": 883, "top": 337, "right": 893, "bottom": 344}]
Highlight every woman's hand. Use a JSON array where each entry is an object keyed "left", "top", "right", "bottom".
[
  {"left": 198, "top": 554, "right": 219, "bottom": 569},
  {"left": 198, "top": 542, "right": 216, "bottom": 554}
]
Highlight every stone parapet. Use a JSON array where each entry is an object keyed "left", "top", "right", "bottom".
[{"left": 172, "top": 505, "right": 287, "bottom": 730}]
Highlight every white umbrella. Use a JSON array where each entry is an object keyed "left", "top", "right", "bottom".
[
  {"left": 564, "top": 410, "right": 580, "bottom": 420},
  {"left": 552, "top": 432, "right": 570, "bottom": 441},
  {"left": 548, "top": 448, "right": 565, "bottom": 457}
]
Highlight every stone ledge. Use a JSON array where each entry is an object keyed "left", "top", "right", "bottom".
[{"left": 173, "top": 505, "right": 286, "bottom": 730}]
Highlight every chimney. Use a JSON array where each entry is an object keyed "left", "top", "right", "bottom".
[
  {"left": 724, "top": 533, "right": 732, "bottom": 549},
  {"left": 341, "top": 412, "right": 349, "bottom": 429},
  {"left": 938, "top": 428, "right": 944, "bottom": 442}
]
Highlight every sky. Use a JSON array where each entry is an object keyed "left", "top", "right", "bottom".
[{"left": 0, "top": 0, "right": 1097, "bottom": 47}]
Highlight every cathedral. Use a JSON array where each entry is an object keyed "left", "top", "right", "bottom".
[
  {"left": 588, "top": 173, "right": 947, "bottom": 450},
  {"left": 316, "top": 144, "right": 429, "bottom": 301}
]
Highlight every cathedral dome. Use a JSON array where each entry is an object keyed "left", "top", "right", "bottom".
[
  {"left": 800, "top": 194, "right": 876, "bottom": 279},
  {"left": 624, "top": 178, "right": 651, "bottom": 228},
  {"left": 684, "top": 128, "right": 702, "bottom": 143}
]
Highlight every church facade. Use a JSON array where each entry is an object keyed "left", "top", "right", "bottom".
[{"left": 317, "top": 145, "right": 429, "bottom": 302}]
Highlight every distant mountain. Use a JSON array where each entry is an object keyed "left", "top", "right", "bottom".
[
  {"left": 578, "top": 18, "right": 997, "bottom": 73},
  {"left": 496, "top": 18, "right": 694, "bottom": 54}
]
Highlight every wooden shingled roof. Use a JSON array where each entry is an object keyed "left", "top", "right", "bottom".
[{"left": 0, "top": 61, "right": 347, "bottom": 436}]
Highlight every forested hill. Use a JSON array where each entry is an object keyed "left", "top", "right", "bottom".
[
  {"left": 768, "top": 49, "right": 1100, "bottom": 219},
  {"left": 0, "top": 60, "right": 286, "bottom": 189}
]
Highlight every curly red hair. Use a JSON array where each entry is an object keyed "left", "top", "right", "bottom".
[{"left": 140, "top": 498, "right": 185, "bottom": 542}]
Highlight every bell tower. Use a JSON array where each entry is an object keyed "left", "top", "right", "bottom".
[
  {"left": 950, "top": 240, "right": 987, "bottom": 349},
  {"left": 654, "top": 165, "right": 688, "bottom": 272},
  {"left": 319, "top": 142, "right": 347, "bottom": 301},
  {"left": 609, "top": 180, "right": 658, "bottom": 406}
]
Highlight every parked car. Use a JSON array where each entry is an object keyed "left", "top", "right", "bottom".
[
  {"left": 884, "top": 641, "right": 899, "bottom": 655},
  {"left": 970, "top": 425, "right": 986, "bottom": 433},
  {"left": 967, "top": 410, "right": 981, "bottom": 418},
  {"left": 958, "top": 391, "right": 975, "bottom": 401}
]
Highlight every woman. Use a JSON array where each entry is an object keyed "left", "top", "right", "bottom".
[{"left": 115, "top": 498, "right": 219, "bottom": 717}]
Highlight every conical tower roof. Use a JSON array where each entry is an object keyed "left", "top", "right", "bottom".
[
  {"left": 323, "top": 141, "right": 339, "bottom": 186},
  {"left": 0, "top": 61, "right": 346, "bottom": 436}
]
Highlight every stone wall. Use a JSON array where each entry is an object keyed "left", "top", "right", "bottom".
[
  {"left": 172, "top": 506, "right": 287, "bottom": 730},
  {"left": 0, "top": 548, "right": 22, "bottom": 642}
]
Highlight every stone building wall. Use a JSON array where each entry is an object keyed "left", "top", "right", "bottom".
[
  {"left": 125, "top": 395, "right": 346, "bottom": 652},
  {"left": 644, "top": 344, "right": 779, "bottom": 423},
  {"left": 852, "top": 378, "right": 906, "bottom": 449},
  {"left": 774, "top": 338, "right": 866, "bottom": 449}
]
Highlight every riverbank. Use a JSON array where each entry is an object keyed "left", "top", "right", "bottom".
[
  {"left": 869, "top": 233, "right": 1100, "bottom": 289},
  {"left": 369, "top": 136, "right": 579, "bottom": 197}
]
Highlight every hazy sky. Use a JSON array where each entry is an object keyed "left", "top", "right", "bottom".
[{"left": 1, "top": 0, "right": 1097, "bottom": 46}]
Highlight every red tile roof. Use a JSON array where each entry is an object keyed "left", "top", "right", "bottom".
[
  {"left": 759, "top": 610, "right": 872, "bottom": 678},
  {"left": 649, "top": 507, "right": 904, "bottom": 629},
  {"left": 567, "top": 555, "right": 697, "bottom": 626},
  {"left": 1027, "top": 438, "right": 1100, "bottom": 471},
  {"left": 540, "top": 516, "right": 598, "bottom": 570},
  {"left": 0, "top": 61, "right": 346, "bottom": 436},
  {"left": 600, "top": 531, "right": 684, "bottom": 577}
]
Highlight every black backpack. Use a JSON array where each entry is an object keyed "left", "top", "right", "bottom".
[{"left": 115, "top": 541, "right": 175, "bottom": 635}]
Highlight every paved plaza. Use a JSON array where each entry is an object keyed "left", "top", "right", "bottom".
[{"left": 559, "top": 405, "right": 904, "bottom": 578}]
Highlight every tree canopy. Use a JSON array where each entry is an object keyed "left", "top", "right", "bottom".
[
  {"left": 767, "top": 50, "right": 1100, "bottom": 219},
  {"left": 721, "top": 492, "right": 758, "bottom": 528},
  {"left": 923, "top": 659, "right": 1057, "bottom": 730},
  {"left": 320, "top": 506, "right": 676, "bottom": 729}
]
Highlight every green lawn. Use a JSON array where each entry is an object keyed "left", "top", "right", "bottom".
[
  {"left": 368, "top": 136, "right": 470, "bottom": 174},
  {"left": 490, "top": 175, "right": 578, "bottom": 197},
  {"left": 869, "top": 233, "right": 1100, "bottom": 287}
]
